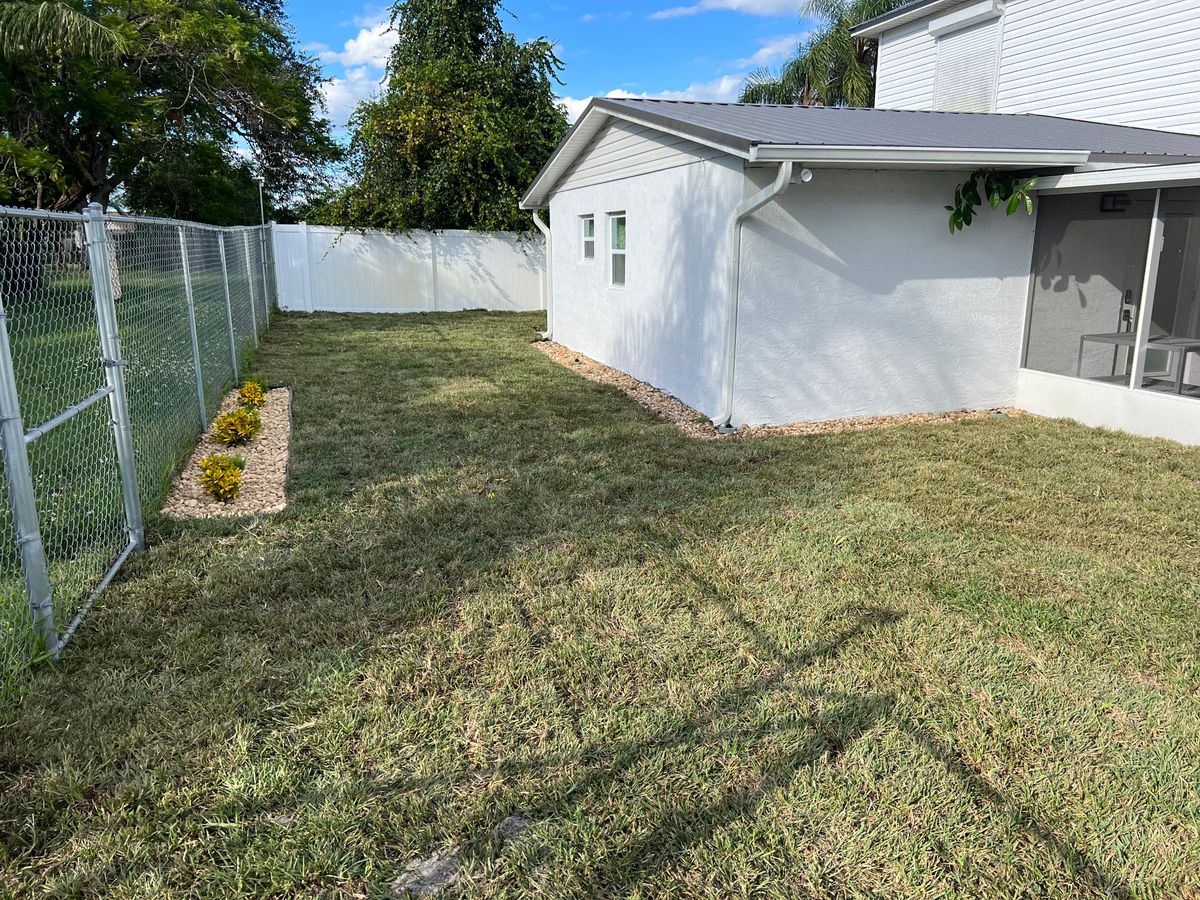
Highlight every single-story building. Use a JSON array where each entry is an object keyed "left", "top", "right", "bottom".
[{"left": 520, "top": 98, "right": 1200, "bottom": 444}]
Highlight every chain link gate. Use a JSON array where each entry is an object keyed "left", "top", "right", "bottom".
[{"left": 0, "top": 203, "right": 278, "bottom": 698}]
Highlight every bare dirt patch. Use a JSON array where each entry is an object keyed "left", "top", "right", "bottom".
[
  {"left": 535, "top": 340, "right": 1022, "bottom": 439},
  {"left": 162, "top": 387, "right": 291, "bottom": 519}
]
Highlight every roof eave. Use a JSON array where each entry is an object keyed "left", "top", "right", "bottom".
[
  {"left": 852, "top": 0, "right": 962, "bottom": 39},
  {"left": 520, "top": 100, "right": 609, "bottom": 210},
  {"left": 1038, "top": 161, "right": 1200, "bottom": 194},
  {"left": 520, "top": 98, "right": 752, "bottom": 210},
  {"left": 750, "top": 145, "right": 1093, "bottom": 169}
]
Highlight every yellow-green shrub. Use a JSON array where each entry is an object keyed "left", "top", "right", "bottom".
[
  {"left": 238, "top": 380, "right": 266, "bottom": 408},
  {"left": 198, "top": 454, "right": 244, "bottom": 502},
  {"left": 212, "top": 407, "right": 262, "bottom": 446}
]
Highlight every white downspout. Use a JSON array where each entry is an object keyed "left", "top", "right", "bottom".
[
  {"left": 715, "top": 162, "right": 812, "bottom": 432},
  {"left": 532, "top": 210, "right": 553, "bottom": 339}
]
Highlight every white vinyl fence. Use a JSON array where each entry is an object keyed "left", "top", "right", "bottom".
[{"left": 273, "top": 223, "right": 546, "bottom": 314}]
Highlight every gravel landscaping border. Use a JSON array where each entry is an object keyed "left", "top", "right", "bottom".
[
  {"left": 534, "top": 340, "right": 1023, "bottom": 439},
  {"left": 162, "top": 387, "right": 292, "bottom": 519}
]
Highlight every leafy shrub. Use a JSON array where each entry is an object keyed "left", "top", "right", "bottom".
[
  {"left": 198, "top": 454, "right": 244, "bottom": 502},
  {"left": 238, "top": 379, "right": 267, "bottom": 408},
  {"left": 212, "top": 407, "right": 262, "bottom": 446}
]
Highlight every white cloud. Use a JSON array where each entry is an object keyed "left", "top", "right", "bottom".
[
  {"left": 559, "top": 75, "right": 747, "bottom": 123},
  {"left": 322, "top": 66, "right": 387, "bottom": 126},
  {"left": 652, "top": 0, "right": 797, "bottom": 18},
  {"left": 560, "top": 96, "right": 594, "bottom": 123},
  {"left": 734, "top": 33, "right": 807, "bottom": 68},
  {"left": 318, "top": 18, "right": 397, "bottom": 68}
]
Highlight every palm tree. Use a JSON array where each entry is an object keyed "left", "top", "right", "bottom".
[
  {"left": 739, "top": 0, "right": 909, "bottom": 108},
  {"left": 0, "top": 0, "right": 124, "bottom": 61}
]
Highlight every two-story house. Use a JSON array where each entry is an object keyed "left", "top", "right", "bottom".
[{"left": 521, "top": 0, "right": 1200, "bottom": 444}]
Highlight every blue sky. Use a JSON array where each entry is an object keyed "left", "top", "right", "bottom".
[{"left": 289, "top": 1, "right": 816, "bottom": 133}]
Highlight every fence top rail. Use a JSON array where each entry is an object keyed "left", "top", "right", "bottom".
[
  {"left": 0, "top": 204, "right": 271, "bottom": 234},
  {"left": 0, "top": 205, "right": 84, "bottom": 223},
  {"left": 102, "top": 213, "right": 269, "bottom": 234},
  {"left": 280, "top": 222, "right": 539, "bottom": 241}
]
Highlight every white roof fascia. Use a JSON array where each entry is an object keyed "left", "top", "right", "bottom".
[
  {"left": 1037, "top": 161, "right": 1200, "bottom": 194},
  {"left": 520, "top": 102, "right": 751, "bottom": 209},
  {"left": 852, "top": 0, "right": 963, "bottom": 39},
  {"left": 596, "top": 108, "right": 752, "bottom": 161}
]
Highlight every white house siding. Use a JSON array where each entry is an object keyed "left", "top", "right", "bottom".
[
  {"left": 994, "top": 0, "right": 1200, "bottom": 134},
  {"left": 549, "top": 151, "right": 744, "bottom": 419},
  {"left": 875, "top": 20, "right": 938, "bottom": 110},
  {"left": 872, "top": 0, "right": 1200, "bottom": 135},
  {"left": 557, "top": 120, "right": 727, "bottom": 193},
  {"left": 734, "top": 168, "right": 1036, "bottom": 426}
]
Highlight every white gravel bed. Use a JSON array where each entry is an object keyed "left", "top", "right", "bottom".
[{"left": 162, "top": 387, "right": 291, "bottom": 519}]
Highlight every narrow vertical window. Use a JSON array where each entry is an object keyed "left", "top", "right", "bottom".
[
  {"left": 581, "top": 215, "right": 595, "bottom": 260},
  {"left": 609, "top": 212, "right": 626, "bottom": 286}
]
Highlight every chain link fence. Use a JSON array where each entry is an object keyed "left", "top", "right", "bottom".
[{"left": 0, "top": 204, "right": 277, "bottom": 699}]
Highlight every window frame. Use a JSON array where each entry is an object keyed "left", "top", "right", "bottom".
[
  {"left": 580, "top": 215, "right": 596, "bottom": 262},
  {"left": 608, "top": 211, "right": 627, "bottom": 288}
]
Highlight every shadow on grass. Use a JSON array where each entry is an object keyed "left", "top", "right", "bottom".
[{"left": 0, "top": 312, "right": 1147, "bottom": 896}]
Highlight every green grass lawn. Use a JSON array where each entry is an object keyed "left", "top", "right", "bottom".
[{"left": 2, "top": 310, "right": 1200, "bottom": 898}]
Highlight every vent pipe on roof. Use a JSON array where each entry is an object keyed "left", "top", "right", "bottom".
[
  {"left": 715, "top": 163, "right": 811, "bottom": 432},
  {"left": 532, "top": 210, "right": 553, "bottom": 339}
]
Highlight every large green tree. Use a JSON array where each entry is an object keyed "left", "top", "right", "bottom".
[
  {"left": 316, "top": 0, "right": 569, "bottom": 232},
  {"left": 121, "top": 139, "right": 271, "bottom": 225},
  {"left": 0, "top": 0, "right": 338, "bottom": 212},
  {"left": 740, "top": 0, "right": 909, "bottom": 108}
]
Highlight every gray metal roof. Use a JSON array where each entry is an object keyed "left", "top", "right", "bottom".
[
  {"left": 521, "top": 98, "right": 1200, "bottom": 208},
  {"left": 593, "top": 99, "right": 1200, "bottom": 161}
]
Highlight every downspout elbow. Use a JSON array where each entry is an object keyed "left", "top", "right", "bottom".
[
  {"left": 532, "top": 210, "right": 553, "bottom": 339},
  {"left": 716, "top": 162, "right": 807, "bottom": 432}
]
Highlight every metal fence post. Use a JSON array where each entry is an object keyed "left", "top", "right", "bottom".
[
  {"left": 177, "top": 227, "right": 208, "bottom": 430},
  {"left": 0, "top": 296, "right": 57, "bottom": 657},
  {"left": 217, "top": 234, "right": 239, "bottom": 383},
  {"left": 258, "top": 225, "right": 270, "bottom": 324},
  {"left": 82, "top": 204, "right": 144, "bottom": 551},
  {"left": 242, "top": 232, "right": 259, "bottom": 344}
]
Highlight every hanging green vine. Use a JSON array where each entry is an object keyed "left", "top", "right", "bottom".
[{"left": 947, "top": 169, "right": 1038, "bottom": 233}]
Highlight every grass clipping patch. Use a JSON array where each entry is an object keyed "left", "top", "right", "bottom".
[{"left": 163, "top": 387, "right": 291, "bottom": 519}]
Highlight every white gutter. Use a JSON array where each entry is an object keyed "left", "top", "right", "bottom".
[
  {"left": 749, "top": 146, "right": 1090, "bottom": 169},
  {"left": 532, "top": 210, "right": 553, "bottom": 339},
  {"left": 716, "top": 161, "right": 810, "bottom": 432}
]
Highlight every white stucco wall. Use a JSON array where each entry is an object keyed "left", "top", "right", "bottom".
[
  {"left": 734, "top": 168, "right": 1037, "bottom": 426},
  {"left": 549, "top": 154, "right": 744, "bottom": 419}
]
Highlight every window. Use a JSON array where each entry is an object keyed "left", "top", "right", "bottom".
[
  {"left": 609, "top": 212, "right": 626, "bottom": 286},
  {"left": 932, "top": 17, "right": 1001, "bottom": 112},
  {"left": 581, "top": 215, "right": 595, "bottom": 260}
]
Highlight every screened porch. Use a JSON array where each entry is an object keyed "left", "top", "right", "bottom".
[{"left": 1017, "top": 184, "right": 1200, "bottom": 445}]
